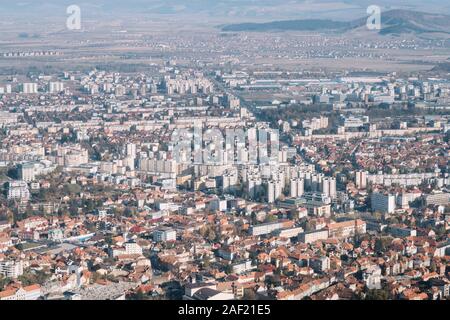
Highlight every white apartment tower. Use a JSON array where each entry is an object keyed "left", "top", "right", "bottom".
[
  {"left": 48, "top": 82, "right": 64, "bottom": 93},
  {"left": 356, "top": 170, "right": 368, "bottom": 189},
  {"left": 321, "top": 177, "right": 337, "bottom": 199},
  {"left": 371, "top": 192, "right": 396, "bottom": 214},
  {"left": 21, "top": 83, "right": 38, "bottom": 94},
  {"left": 290, "top": 178, "right": 305, "bottom": 198},
  {"left": 267, "top": 180, "right": 282, "bottom": 204}
]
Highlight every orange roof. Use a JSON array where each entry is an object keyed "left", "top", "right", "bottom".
[
  {"left": 23, "top": 284, "right": 41, "bottom": 292},
  {"left": 0, "top": 289, "right": 16, "bottom": 298},
  {"left": 327, "top": 219, "right": 365, "bottom": 230}
]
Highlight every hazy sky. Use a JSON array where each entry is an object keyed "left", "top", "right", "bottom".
[{"left": 0, "top": 0, "right": 449, "bottom": 23}]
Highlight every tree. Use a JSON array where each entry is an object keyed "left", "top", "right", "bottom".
[
  {"left": 374, "top": 239, "right": 385, "bottom": 253},
  {"left": 91, "top": 271, "right": 102, "bottom": 284},
  {"left": 243, "top": 288, "right": 257, "bottom": 300},
  {"left": 304, "top": 221, "right": 313, "bottom": 232},
  {"left": 288, "top": 210, "right": 299, "bottom": 221},
  {"left": 202, "top": 255, "right": 211, "bottom": 268},
  {"left": 207, "top": 229, "right": 217, "bottom": 242},
  {"left": 430, "top": 260, "right": 437, "bottom": 273},
  {"left": 364, "top": 288, "right": 390, "bottom": 300},
  {"left": 0, "top": 275, "right": 12, "bottom": 290},
  {"left": 251, "top": 212, "right": 258, "bottom": 225},
  {"left": 127, "top": 290, "right": 146, "bottom": 300},
  {"left": 25, "top": 205, "right": 34, "bottom": 218},
  {"left": 264, "top": 215, "right": 278, "bottom": 223},
  {"left": 69, "top": 203, "right": 79, "bottom": 217},
  {"left": 124, "top": 207, "right": 134, "bottom": 217},
  {"left": 18, "top": 270, "right": 50, "bottom": 286},
  {"left": 224, "top": 264, "right": 233, "bottom": 274},
  {"left": 105, "top": 234, "right": 114, "bottom": 245},
  {"left": 64, "top": 184, "right": 81, "bottom": 195},
  {"left": 435, "top": 225, "right": 446, "bottom": 238}
]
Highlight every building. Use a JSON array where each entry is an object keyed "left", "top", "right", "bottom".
[
  {"left": 139, "top": 158, "right": 177, "bottom": 174},
  {"left": 0, "top": 111, "right": 18, "bottom": 126},
  {"left": 48, "top": 81, "right": 64, "bottom": 93},
  {"left": 340, "top": 115, "right": 369, "bottom": 128},
  {"left": 309, "top": 256, "right": 330, "bottom": 273},
  {"left": 355, "top": 171, "right": 368, "bottom": 189},
  {"left": 326, "top": 219, "right": 366, "bottom": 239},
  {"left": 7, "top": 181, "right": 30, "bottom": 201},
  {"left": 266, "top": 180, "right": 282, "bottom": 203},
  {"left": 190, "top": 288, "right": 235, "bottom": 300},
  {"left": 363, "top": 265, "right": 382, "bottom": 290},
  {"left": 183, "top": 283, "right": 234, "bottom": 300},
  {"left": 0, "top": 221, "right": 11, "bottom": 232},
  {"left": 424, "top": 192, "right": 450, "bottom": 206},
  {"left": 0, "top": 285, "right": 41, "bottom": 300},
  {"left": 290, "top": 178, "right": 304, "bottom": 198},
  {"left": 56, "top": 145, "right": 89, "bottom": 167},
  {"left": 250, "top": 220, "right": 293, "bottom": 236},
  {"left": 387, "top": 226, "right": 417, "bottom": 238},
  {"left": 0, "top": 260, "right": 24, "bottom": 278},
  {"left": 248, "top": 177, "right": 263, "bottom": 200},
  {"left": 19, "top": 163, "right": 36, "bottom": 182},
  {"left": 371, "top": 192, "right": 396, "bottom": 214},
  {"left": 124, "top": 241, "right": 143, "bottom": 255},
  {"left": 21, "top": 82, "right": 38, "bottom": 94},
  {"left": 231, "top": 260, "right": 253, "bottom": 274},
  {"left": 298, "top": 230, "right": 329, "bottom": 244},
  {"left": 153, "top": 227, "right": 177, "bottom": 242},
  {"left": 222, "top": 172, "right": 238, "bottom": 193},
  {"left": 321, "top": 177, "right": 336, "bottom": 199}
]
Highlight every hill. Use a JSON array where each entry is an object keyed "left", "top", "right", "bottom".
[{"left": 221, "top": 19, "right": 350, "bottom": 32}]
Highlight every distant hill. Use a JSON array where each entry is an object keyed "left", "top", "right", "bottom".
[
  {"left": 221, "top": 9, "right": 450, "bottom": 35},
  {"left": 432, "top": 62, "right": 450, "bottom": 73},
  {"left": 356, "top": 9, "right": 450, "bottom": 35},
  {"left": 221, "top": 19, "right": 350, "bottom": 32}
]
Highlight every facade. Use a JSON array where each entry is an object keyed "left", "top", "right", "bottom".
[
  {"left": 355, "top": 170, "right": 367, "bottom": 189},
  {"left": 249, "top": 221, "right": 290, "bottom": 236},
  {"left": 124, "top": 241, "right": 143, "bottom": 255},
  {"left": 298, "top": 230, "right": 329, "bottom": 244},
  {"left": 153, "top": 228, "right": 177, "bottom": 242},
  {"left": 0, "top": 285, "right": 41, "bottom": 300},
  {"left": 19, "top": 163, "right": 35, "bottom": 182},
  {"left": 0, "top": 260, "right": 24, "bottom": 278},
  {"left": 425, "top": 192, "right": 450, "bottom": 206},
  {"left": 21, "top": 83, "right": 38, "bottom": 94},
  {"left": 7, "top": 181, "right": 30, "bottom": 201},
  {"left": 327, "top": 220, "right": 366, "bottom": 239},
  {"left": 321, "top": 177, "right": 337, "bottom": 199},
  {"left": 371, "top": 192, "right": 396, "bottom": 214}
]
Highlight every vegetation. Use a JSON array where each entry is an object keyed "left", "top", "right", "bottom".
[{"left": 18, "top": 270, "right": 50, "bottom": 286}]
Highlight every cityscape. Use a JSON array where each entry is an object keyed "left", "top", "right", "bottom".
[{"left": 0, "top": 0, "right": 449, "bottom": 302}]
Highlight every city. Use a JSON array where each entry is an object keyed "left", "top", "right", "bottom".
[{"left": 0, "top": 0, "right": 449, "bottom": 304}]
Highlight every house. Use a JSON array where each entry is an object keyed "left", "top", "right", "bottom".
[
  {"left": 0, "top": 284, "right": 42, "bottom": 300},
  {"left": 363, "top": 265, "right": 382, "bottom": 290},
  {"left": 190, "top": 288, "right": 234, "bottom": 300}
]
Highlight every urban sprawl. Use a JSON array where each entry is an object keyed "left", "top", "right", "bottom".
[{"left": 0, "top": 29, "right": 449, "bottom": 301}]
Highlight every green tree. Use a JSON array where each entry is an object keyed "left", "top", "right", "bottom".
[
  {"left": 18, "top": 270, "right": 50, "bottom": 286},
  {"left": 364, "top": 289, "right": 390, "bottom": 300},
  {"left": 127, "top": 290, "right": 147, "bottom": 300},
  {"left": 264, "top": 215, "right": 278, "bottom": 223},
  {"left": 0, "top": 275, "right": 12, "bottom": 290}
]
